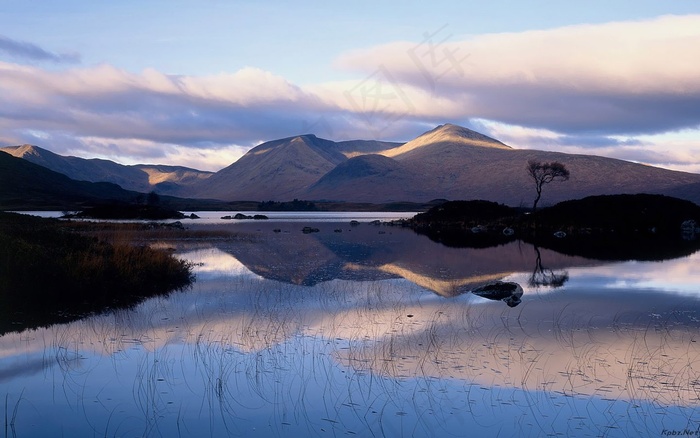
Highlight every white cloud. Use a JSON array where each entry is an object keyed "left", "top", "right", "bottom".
[{"left": 336, "top": 14, "right": 700, "bottom": 135}]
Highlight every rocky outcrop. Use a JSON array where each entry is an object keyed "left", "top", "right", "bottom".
[{"left": 472, "top": 281, "right": 524, "bottom": 307}]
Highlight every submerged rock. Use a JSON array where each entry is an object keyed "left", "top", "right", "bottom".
[{"left": 472, "top": 281, "right": 524, "bottom": 307}]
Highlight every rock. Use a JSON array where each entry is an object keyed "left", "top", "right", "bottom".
[
  {"left": 472, "top": 281, "right": 524, "bottom": 307},
  {"left": 253, "top": 214, "right": 268, "bottom": 220},
  {"left": 234, "top": 213, "right": 251, "bottom": 220},
  {"left": 369, "top": 220, "right": 382, "bottom": 225},
  {"left": 681, "top": 219, "right": 698, "bottom": 240},
  {"left": 166, "top": 221, "right": 184, "bottom": 230},
  {"left": 334, "top": 229, "right": 342, "bottom": 233},
  {"left": 350, "top": 220, "right": 360, "bottom": 226},
  {"left": 221, "top": 215, "right": 232, "bottom": 220},
  {"left": 302, "top": 226, "right": 320, "bottom": 234},
  {"left": 189, "top": 213, "right": 200, "bottom": 219}
]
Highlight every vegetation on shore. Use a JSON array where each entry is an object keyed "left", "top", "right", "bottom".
[
  {"left": 410, "top": 194, "right": 700, "bottom": 260},
  {"left": 0, "top": 212, "right": 194, "bottom": 333}
]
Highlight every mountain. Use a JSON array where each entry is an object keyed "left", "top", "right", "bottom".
[
  {"left": 0, "top": 150, "right": 139, "bottom": 209},
  {"left": 301, "top": 124, "right": 700, "bottom": 205},
  {"left": 0, "top": 145, "right": 213, "bottom": 196},
  {"left": 187, "top": 134, "right": 399, "bottom": 201},
  {"left": 305, "top": 154, "right": 420, "bottom": 202},
  {"left": 6, "top": 124, "right": 700, "bottom": 206},
  {"left": 381, "top": 123, "right": 511, "bottom": 159},
  {"left": 335, "top": 139, "right": 404, "bottom": 157}
]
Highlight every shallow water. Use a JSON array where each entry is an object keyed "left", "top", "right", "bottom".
[{"left": 2, "top": 221, "right": 700, "bottom": 437}]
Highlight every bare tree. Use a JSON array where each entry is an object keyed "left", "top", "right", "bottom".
[{"left": 526, "top": 160, "right": 570, "bottom": 212}]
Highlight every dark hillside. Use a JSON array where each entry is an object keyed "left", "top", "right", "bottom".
[{"left": 0, "top": 151, "right": 137, "bottom": 209}]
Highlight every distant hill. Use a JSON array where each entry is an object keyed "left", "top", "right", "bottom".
[
  {"left": 0, "top": 144, "right": 213, "bottom": 196},
  {"left": 0, "top": 150, "right": 139, "bottom": 209}
]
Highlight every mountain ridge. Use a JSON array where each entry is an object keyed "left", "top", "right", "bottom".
[
  {"left": 0, "top": 144, "right": 213, "bottom": 196},
  {"left": 4, "top": 124, "right": 700, "bottom": 206}
]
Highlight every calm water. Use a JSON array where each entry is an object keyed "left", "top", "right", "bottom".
[
  {"left": 13, "top": 211, "right": 417, "bottom": 224},
  {"left": 2, "top": 220, "right": 700, "bottom": 437}
]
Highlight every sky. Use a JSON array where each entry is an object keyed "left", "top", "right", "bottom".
[{"left": 0, "top": 1, "right": 699, "bottom": 172}]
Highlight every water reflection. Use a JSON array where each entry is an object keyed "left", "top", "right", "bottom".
[
  {"left": 211, "top": 222, "right": 583, "bottom": 297},
  {"left": 2, "top": 224, "right": 700, "bottom": 436}
]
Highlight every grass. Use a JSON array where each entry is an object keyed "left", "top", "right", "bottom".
[{"left": 0, "top": 212, "right": 195, "bottom": 333}]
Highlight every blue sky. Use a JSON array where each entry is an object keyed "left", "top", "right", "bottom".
[{"left": 1, "top": 1, "right": 699, "bottom": 171}]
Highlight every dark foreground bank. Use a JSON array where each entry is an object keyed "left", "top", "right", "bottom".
[{"left": 0, "top": 212, "right": 194, "bottom": 334}]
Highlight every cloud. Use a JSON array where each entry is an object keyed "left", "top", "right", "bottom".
[
  {"left": 0, "top": 35, "right": 80, "bottom": 64},
  {"left": 0, "top": 60, "right": 441, "bottom": 169},
  {"left": 335, "top": 15, "right": 700, "bottom": 136},
  {"left": 1, "top": 15, "right": 699, "bottom": 172},
  {"left": 478, "top": 119, "right": 700, "bottom": 173},
  {"left": 0, "top": 63, "right": 334, "bottom": 146}
]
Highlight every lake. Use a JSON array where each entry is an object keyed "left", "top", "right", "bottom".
[{"left": 2, "top": 217, "right": 700, "bottom": 437}]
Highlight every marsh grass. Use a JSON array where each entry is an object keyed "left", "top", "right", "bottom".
[
  {"left": 57, "top": 220, "right": 235, "bottom": 245},
  {"left": 0, "top": 212, "right": 195, "bottom": 333}
]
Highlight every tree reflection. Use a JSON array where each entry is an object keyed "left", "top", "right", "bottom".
[{"left": 529, "top": 246, "right": 569, "bottom": 288}]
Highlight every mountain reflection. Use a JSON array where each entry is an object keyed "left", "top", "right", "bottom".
[{"left": 215, "top": 222, "right": 582, "bottom": 297}]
